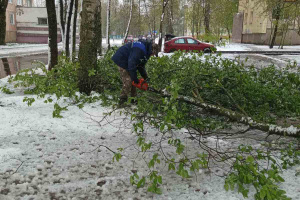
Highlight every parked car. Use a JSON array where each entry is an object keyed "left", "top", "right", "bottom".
[
  {"left": 124, "top": 35, "right": 134, "bottom": 43},
  {"left": 164, "top": 36, "right": 215, "bottom": 53}
]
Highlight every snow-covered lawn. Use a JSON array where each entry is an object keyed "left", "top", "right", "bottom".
[
  {"left": 217, "top": 43, "right": 300, "bottom": 52},
  {"left": 0, "top": 72, "right": 300, "bottom": 200}
]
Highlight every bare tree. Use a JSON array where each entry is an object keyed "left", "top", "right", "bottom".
[
  {"left": 106, "top": 0, "right": 111, "bottom": 50},
  {"left": 70, "top": 0, "right": 79, "bottom": 61},
  {"left": 166, "top": 0, "right": 174, "bottom": 34},
  {"left": 58, "top": 0, "right": 65, "bottom": 49},
  {"left": 143, "top": 0, "right": 153, "bottom": 37},
  {"left": 95, "top": 0, "right": 102, "bottom": 55},
  {"left": 46, "top": 0, "right": 58, "bottom": 70},
  {"left": 123, "top": 0, "right": 134, "bottom": 44},
  {"left": 204, "top": 0, "right": 211, "bottom": 34},
  {"left": 64, "top": 0, "right": 75, "bottom": 57},
  {"left": 0, "top": 0, "right": 8, "bottom": 45},
  {"left": 158, "top": 0, "right": 169, "bottom": 51}
]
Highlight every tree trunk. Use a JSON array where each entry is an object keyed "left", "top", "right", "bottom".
[
  {"left": 158, "top": 0, "right": 169, "bottom": 51},
  {"left": 46, "top": 0, "right": 58, "bottom": 70},
  {"left": 226, "top": 27, "right": 231, "bottom": 40},
  {"left": 123, "top": 0, "right": 134, "bottom": 44},
  {"left": 58, "top": 0, "right": 65, "bottom": 47},
  {"left": 204, "top": 0, "right": 210, "bottom": 34},
  {"left": 270, "top": 4, "right": 281, "bottom": 49},
  {"left": 78, "top": 0, "right": 99, "bottom": 95},
  {"left": 0, "top": 0, "right": 8, "bottom": 45},
  {"left": 64, "top": 0, "right": 75, "bottom": 57},
  {"left": 166, "top": 0, "right": 174, "bottom": 34},
  {"left": 95, "top": 0, "right": 102, "bottom": 56},
  {"left": 70, "top": 0, "right": 79, "bottom": 61},
  {"left": 106, "top": 0, "right": 111, "bottom": 50},
  {"left": 143, "top": 0, "right": 152, "bottom": 37}
]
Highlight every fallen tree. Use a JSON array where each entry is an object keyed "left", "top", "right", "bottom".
[
  {"left": 6, "top": 50, "right": 300, "bottom": 199},
  {"left": 148, "top": 87, "right": 300, "bottom": 137}
]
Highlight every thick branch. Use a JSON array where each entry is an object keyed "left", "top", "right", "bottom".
[{"left": 148, "top": 88, "right": 300, "bottom": 138}]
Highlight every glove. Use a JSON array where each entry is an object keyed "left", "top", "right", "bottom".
[{"left": 132, "top": 78, "right": 148, "bottom": 91}]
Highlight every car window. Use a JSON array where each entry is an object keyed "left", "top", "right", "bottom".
[
  {"left": 174, "top": 39, "right": 186, "bottom": 44},
  {"left": 187, "top": 39, "right": 198, "bottom": 44}
]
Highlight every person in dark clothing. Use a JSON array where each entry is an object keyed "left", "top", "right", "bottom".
[{"left": 112, "top": 39, "right": 159, "bottom": 105}]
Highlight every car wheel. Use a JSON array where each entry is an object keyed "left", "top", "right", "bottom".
[
  {"left": 170, "top": 48, "right": 176, "bottom": 53},
  {"left": 203, "top": 48, "right": 211, "bottom": 53}
]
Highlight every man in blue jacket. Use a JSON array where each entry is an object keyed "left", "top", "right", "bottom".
[{"left": 112, "top": 39, "right": 159, "bottom": 105}]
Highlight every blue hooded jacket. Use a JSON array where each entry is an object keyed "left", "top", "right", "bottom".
[{"left": 112, "top": 39, "right": 152, "bottom": 83}]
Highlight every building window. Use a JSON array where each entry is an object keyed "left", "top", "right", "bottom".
[
  {"left": 9, "top": 13, "right": 15, "bottom": 25},
  {"left": 17, "top": 0, "right": 22, "bottom": 5},
  {"left": 38, "top": 18, "right": 48, "bottom": 25},
  {"left": 8, "top": 0, "right": 13, "bottom": 3},
  {"left": 27, "top": 0, "right": 32, "bottom": 7}
]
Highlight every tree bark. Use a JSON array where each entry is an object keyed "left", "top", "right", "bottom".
[
  {"left": 106, "top": 0, "right": 111, "bottom": 50},
  {"left": 0, "top": 0, "right": 8, "bottom": 45},
  {"left": 204, "top": 0, "right": 210, "bottom": 34},
  {"left": 58, "top": 0, "right": 65, "bottom": 48},
  {"left": 65, "top": 0, "right": 75, "bottom": 57},
  {"left": 123, "top": 0, "right": 134, "bottom": 44},
  {"left": 78, "top": 0, "right": 99, "bottom": 95},
  {"left": 158, "top": 0, "right": 169, "bottom": 51},
  {"left": 46, "top": 0, "right": 58, "bottom": 70},
  {"left": 70, "top": 0, "right": 79, "bottom": 61},
  {"left": 95, "top": 0, "right": 102, "bottom": 56}
]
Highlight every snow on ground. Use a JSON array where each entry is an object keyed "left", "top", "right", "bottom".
[
  {"left": 216, "top": 42, "right": 300, "bottom": 52},
  {"left": 1, "top": 71, "right": 300, "bottom": 199},
  {"left": 0, "top": 39, "right": 123, "bottom": 58},
  {"left": 216, "top": 43, "right": 252, "bottom": 51}
]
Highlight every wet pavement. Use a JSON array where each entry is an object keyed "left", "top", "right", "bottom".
[{"left": 0, "top": 54, "right": 48, "bottom": 79}]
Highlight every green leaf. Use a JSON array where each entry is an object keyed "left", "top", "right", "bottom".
[{"left": 137, "top": 177, "right": 145, "bottom": 188}]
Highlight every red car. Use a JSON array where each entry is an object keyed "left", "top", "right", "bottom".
[{"left": 164, "top": 36, "right": 215, "bottom": 53}]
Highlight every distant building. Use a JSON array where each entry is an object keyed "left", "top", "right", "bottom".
[
  {"left": 5, "top": 0, "right": 62, "bottom": 44},
  {"left": 232, "top": 0, "right": 300, "bottom": 45},
  {"left": 16, "top": 7, "right": 62, "bottom": 43}
]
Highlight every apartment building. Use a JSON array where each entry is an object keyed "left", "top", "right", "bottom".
[
  {"left": 5, "top": 0, "right": 62, "bottom": 44},
  {"left": 232, "top": 0, "right": 300, "bottom": 45}
]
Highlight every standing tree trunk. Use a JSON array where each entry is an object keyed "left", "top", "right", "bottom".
[
  {"left": 58, "top": 0, "right": 65, "bottom": 49},
  {"left": 158, "top": 0, "right": 169, "bottom": 51},
  {"left": 0, "top": 0, "right": 9, "bottom": 45},
  {"left": 70, "top": 0, "right": 79, "bottom": 61},
  {"left": 46, "top": 0, "right": 58, "bottom": 70},
  {"left": 65, "top": 0, "right": 75, "bottom": 57},
  {"left": 270, "top": 4, "right": 282, "bottom": 49},
  {"left": 78, "top": 0, "right": 99, "bottom": 95},
  {"left": 204, "top": 0, "right": 210, "bottom": 34},
  {"left": 106, "top": 0, "right": 111, "bottom": 50},
  {"left": 166, "top": 0, "right": 174, "bottom": 34},
  {"left": 143, "top": 0, "right": 152, "bottom": 37},
  {"left": 123, "top": 0, "right": 134, "bottom": 44},
  {"left": 95, "top": 0, "right": 102, "bottom": 56}
]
